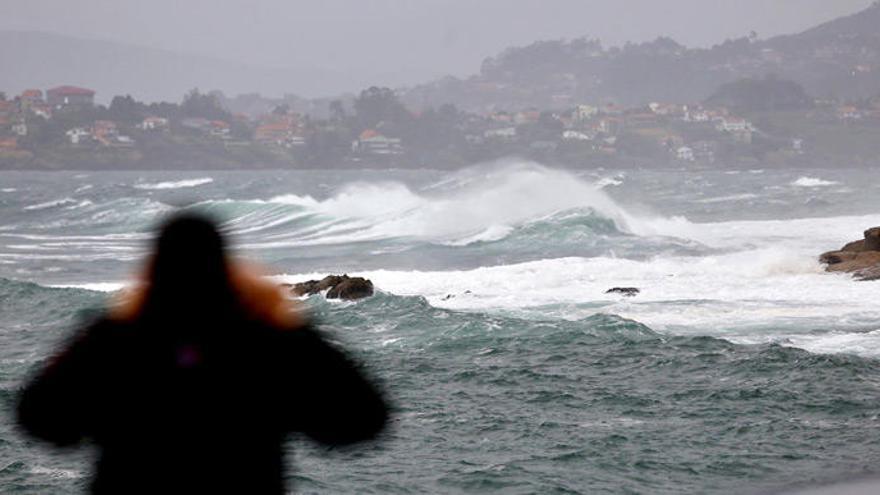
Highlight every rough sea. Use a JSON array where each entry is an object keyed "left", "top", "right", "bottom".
[{"left": 1, "top": 162, "right": 880, "bottom": 493}]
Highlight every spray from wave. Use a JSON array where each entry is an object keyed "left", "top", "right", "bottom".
[
  {"left": 198, "top": 162, "right": 689, "bottom": 249},
  {"left": 134, "top": 178, "right": 214, "bottom": 190}
]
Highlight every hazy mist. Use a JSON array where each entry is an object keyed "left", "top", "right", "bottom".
[{"left": 2, "top": 0, "right": 872, "bottom": 98}]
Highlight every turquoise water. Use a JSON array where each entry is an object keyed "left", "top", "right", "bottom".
[{"left": 2, "top": 163, "right": 880, "bottom": 493}]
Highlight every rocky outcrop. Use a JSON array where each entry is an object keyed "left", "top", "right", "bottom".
[
  {"left": 287, "top": 275, "right": 375, "bottom": 300},
  {"left": 820, "top": 227, "right": 880, "bottom": 281},
  {"left": 605, "top": 287, "right": 640, "bottom": 297}
]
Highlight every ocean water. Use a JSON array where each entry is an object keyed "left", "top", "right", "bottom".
[{"left": 1, "top": 162, "right": 880, "bottom": 493}]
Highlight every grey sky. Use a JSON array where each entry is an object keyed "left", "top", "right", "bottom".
[{"left": 2, "top": 0, "right": 873, "bottom": 92}]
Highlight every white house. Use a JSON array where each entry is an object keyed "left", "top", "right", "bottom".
[
  {"left": 716, "top": 117, "right": 753, "bottom": 133},
  {"left": 484, "top": 127, "right": 517, "bottom": 140},
  {"left": 353, "top": 129, "right": 403, "bottom": 155},
  {"left": 562, "top": 130, "right": 593, "bottom": 141},
  {"left": 676, "top": 146, "right": 695, "bottom": 161},
  {"left": 574, "top": 104, "right": 599, "bottom": 121},
  {"left": 66, "top": 127, "right": 92, "bottom": 144},
  {"left": 138, "top": 116, "right": 169, "bottom": 131},
  {"left": 11, "top": 122, "right": 27, "bottom": 136}
]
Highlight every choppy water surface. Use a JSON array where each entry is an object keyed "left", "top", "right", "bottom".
[{"left": 2, "top": 163, "right": 880, "bottom": 493}]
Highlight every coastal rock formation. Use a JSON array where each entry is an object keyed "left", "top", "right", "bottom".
[
  {"left": 605, "top": 287, "right": 640, "bottom": 297},
  {"left": 819, "top": 227, "right": 880, "bottom": 281},
  {"left": 288, "top": 275, "right": 375, "bottom": 300}
]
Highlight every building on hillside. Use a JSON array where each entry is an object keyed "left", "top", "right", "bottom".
[
  {"left": 21, "top": 89, "right": 42, "bottom": 99},
  {"left": 254, "top": 121, "right": 291, "bottom": 145},
  {"left": 11, "top": 121, "right": 27, "bottom": 136},
  {"left": 595, "top": 117, "right": 623, "bottom": 135},
  {"left": 352, "top": 129, "right": 403, "bottom": 155},
  {"left": 66, "top": 127, "right": 93, "bottom": 145},
  {"left": 685, "top": 108, "right": 711, "bottom": 122},
  {"left": 92, "top": 120, "right": 118, "bottom": 146},
  {"left": 287, "top": 135, "right": 306, "bottom": 147},
  {"left": 715, "top": 117, "right": 753, "bottom": 133},
  {"left": 676, "top": 146, "right": 695, "bottom": 161},
  {"left": 47, "top": 86, "right": 95, "bottom": 109},
  {"left": 20, "top": 89, "right": 44, "bottom": 109},
  {"left": 30, "top": 104, "right": 52, "bottom": 119},
  {"left": 85, "top": 120, "right": 134, "bottom": 147},
  {"left": 484, "top": 127, "right": 517, "bottom": 140},
  {"left": 138, "top": 116, "right": 169, "bottom": 131},
  {"left": 574, "top": 104, "right": 599, "bottom": 121},
  {"left": 649, "top": 102, "right": 684, "bottom": 117},
  {"left": 837, "top": 106, "right": 862, "bottom": 121},
  {"left": 209, "top": 121, "right": 231, "bottom": 138},
  {"left": 562, "top": 130, "right": 593, "bottom": 141}
]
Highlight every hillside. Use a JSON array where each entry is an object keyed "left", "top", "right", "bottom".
[{"left": 401, "top": 3, "right": 880, "bottom": 111}]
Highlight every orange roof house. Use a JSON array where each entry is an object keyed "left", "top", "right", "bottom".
[{"left": 47, "top": 86, "right": 96, "bottom": 108}]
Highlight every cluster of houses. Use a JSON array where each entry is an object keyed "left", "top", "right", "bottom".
[
  {"left": 3, "top": 83, "right": 880, "bottom": 165},
  {"left": 455, "top": 101, "right": 764, "bottom": 163},
  {"left": 0, "top": 86, "right": 99, "bottom": 150}
]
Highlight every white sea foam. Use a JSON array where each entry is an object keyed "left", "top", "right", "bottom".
[
  {"left": 693, "top": 193, "right": 758, "bottom": 204},
  {"left": 276, "top": 209, "right": 880, "bottom": 356},
  {"left": 1, "top": 188, "right": 16, "bottom": 192},
  {"left": 792, "top": 176, "right": 838, "bottom": 187},
  {"left": 63, "top": 200, "right": 95, "bottom": 210},
  {"left": 24, "top": 198, "right": 78, "bottom": 211},
  {"left": 445, "top": 225, "right": 515, "bottom": 246},
  {"left": 134, "top": 177, "right": 214, "bottom": 190},
  {"left": 279, "top": 248, "right": 878, "bottom": 347},
  {"left": 595, "top": 176, "right": 624, "bottom": 188},
  {"left": 29, "top": 466, "right": 83, "bottom": 479},
  {"left": 246, "top": 163, "right": 639, "bottom": 247},
  {"left": 49, "top": 282, "right": 125, "bottom": 292},
  {"left": 732, "top": 329, "right": 880, "bottom": 358}
]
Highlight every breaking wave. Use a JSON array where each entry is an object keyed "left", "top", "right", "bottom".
[{"left": 133, "top": 177, "right": 214, "bottom": 190}]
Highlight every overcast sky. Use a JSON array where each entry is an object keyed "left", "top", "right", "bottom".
[{"left": 3, "top": 0, "right": 873, "bottom": 90}]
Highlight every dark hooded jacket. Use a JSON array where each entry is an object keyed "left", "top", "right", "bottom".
[{"left": 17, "top": 215, "right": 388, "bottom": 494}]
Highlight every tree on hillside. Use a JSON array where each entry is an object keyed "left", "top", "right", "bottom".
[
  {"left": 706, "top": 76, "right": 814, "bottom": 112},
  {"left": 353, "top": 87, "right": 411, "bottom": 131},
  {"left": 108, "top": 95, "right": 145, "bottom": 123},
  {"left": 181, "top": 89, "right": 232, "bottom": 121}
]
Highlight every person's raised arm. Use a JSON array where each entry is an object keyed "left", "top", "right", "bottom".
[{"left": 17, "top": 322, "right": 106, "bottom": 446}]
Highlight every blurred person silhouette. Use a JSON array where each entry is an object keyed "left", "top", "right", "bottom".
[{"left": 17, "top": 213, "right": 388, "bottom": 494}]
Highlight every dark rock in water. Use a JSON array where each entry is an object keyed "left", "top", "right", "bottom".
[
  {"left": 441, "top": 290, "right": 473, "bottom": 301},
  {"left": 291, "top": 274, "right": 374, "bottom": 299},
  {"left": 326, "top": 277, "right": 374, "bottom": 300},
  {"left": 820, "top": 227, "right": 880, "bottom": 281},
  {"left": 866, "top": 227, "right": 880, "bottom": 251},
  {"left": 605, "top": 287, "right": 640, "bottom": 297}
]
